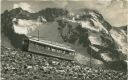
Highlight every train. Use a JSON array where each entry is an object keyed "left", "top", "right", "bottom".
[{"left": 22, "top": 36, "right": 76, "bottom": 61}]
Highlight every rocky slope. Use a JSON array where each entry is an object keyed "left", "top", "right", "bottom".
[{"left": 1, "top": 46, "right": 127, "bottom": 80}]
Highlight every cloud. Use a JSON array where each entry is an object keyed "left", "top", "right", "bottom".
[
  {"left": 66, "top": 0, "right": 128, "bottom": 26},
  {"left": 13, "top": 2, "right": 34, "bottom": 13},
  {"left": 11, "top": 0, "right": 127, "bottom": 26},
  {"left": 52, "top": 0, "right": 68, "bottom": 8}
]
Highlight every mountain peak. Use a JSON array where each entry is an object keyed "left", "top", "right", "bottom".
[{"left": 10, "top": 7, "right": 24, "bottom": 13}]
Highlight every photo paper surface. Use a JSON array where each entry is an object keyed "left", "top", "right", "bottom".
[{"left": 1, "top": 0, "right": 128, "bottom": 80}]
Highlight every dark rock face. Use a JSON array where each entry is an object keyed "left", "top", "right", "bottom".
[
  {"left": 57, "top": 20, "right": 89, "bottom": 46},
  {"left": 1, "top": 9, "right": 28, "bottom": 49},
  {"left": 110, "top": 27, "right": 127, "bottom": 60},
  {"left": 117, "top": 25, "right": 127, "bottom": 35}
]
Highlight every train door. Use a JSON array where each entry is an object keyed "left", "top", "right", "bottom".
[{"left": 22, "top": 38, "right": 29, "bottom": 51}]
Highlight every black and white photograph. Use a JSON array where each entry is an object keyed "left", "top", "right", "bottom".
[{"left": 1, "top": 0, "right": 128, "bottom": 80}]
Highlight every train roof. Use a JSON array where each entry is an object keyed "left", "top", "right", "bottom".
[{"left": 29, "top": 37, "right": 75, "bottom": 52}]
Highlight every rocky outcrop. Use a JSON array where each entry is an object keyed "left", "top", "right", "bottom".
[
  {"left": 110, "top": 27, "right": 127, "bottom": 60},
  {"left": 56, "top": 9, "right": 127, "bottom": 64}
]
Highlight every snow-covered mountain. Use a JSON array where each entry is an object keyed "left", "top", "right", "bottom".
[
  {"left": 57, "top": 9, "right": 127, "bottom": 60},
  {"left": 56, "top": 9, "right": 127, "bottom": 71}
]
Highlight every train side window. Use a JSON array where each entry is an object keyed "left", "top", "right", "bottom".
[
  {"left": 63, "top": 51, "right": 66, "bottom": 54},
  {"left": 47, "top": 47, "right": 51, "bottom": 50},
  {"left": 51, "top": 48, "right": 56, "bottom": 52},
  {"left": 58, "top": 50, "right": 61, "bottom": 53},
  {"left": 56, "top": 49, "right": 59, "bottom": 53},
  {"left": 46, "top": 46, "right": 48, "bottom": 50},
  {"left": 65, "top": 51, "right": 69, "bottom": 54},
  {"left": 43, "top": 45, "right": 46, "bottom": 49},
  {"left": 61, "top": 50, "right": 64, "bottom": 54},
  {"left": 69, "top": 52, "right": 72, "bottom": 55},
  {"left": 58, "top": 49, "right": 61, "bottom": 53}
]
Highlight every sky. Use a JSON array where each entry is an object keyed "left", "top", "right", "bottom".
[{"left": 1, "top": 0, "right": 128, "bottom": 27}]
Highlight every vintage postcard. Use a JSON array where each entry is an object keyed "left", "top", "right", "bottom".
[{"left": 1, "top": 0, "right": 128, "bottom": 80}]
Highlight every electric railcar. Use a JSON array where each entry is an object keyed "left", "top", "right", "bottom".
[{"left": 22, "top": 37, "right": 76, "bottom": 61}]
